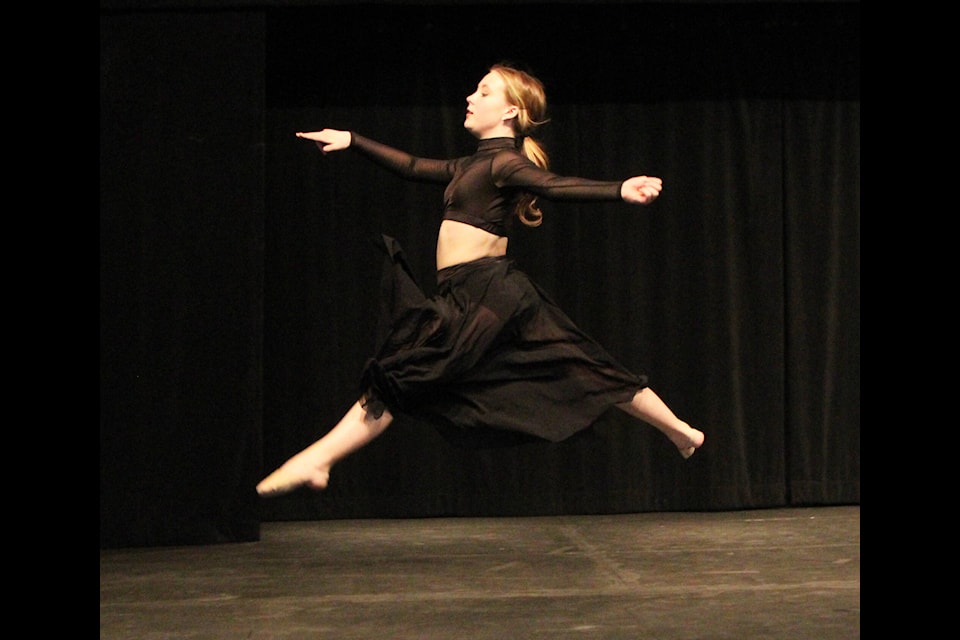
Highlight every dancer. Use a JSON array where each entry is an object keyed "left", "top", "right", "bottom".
[{"left": 257, "top": 62, "right": 704, "bottom": 497}]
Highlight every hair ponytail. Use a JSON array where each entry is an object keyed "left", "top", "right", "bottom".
[
  {"left": 517, "top": 137, "right": 547, "bottom": 227},
  {"left": 490, "top": 63, "right": 550, "bottom": 228}
]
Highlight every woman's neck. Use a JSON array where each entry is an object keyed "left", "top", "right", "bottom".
[{"left": 471, "top": 122, "right": 516, "bottom": 140}]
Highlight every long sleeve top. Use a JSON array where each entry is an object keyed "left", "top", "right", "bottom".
[{"left": 350, "top": 133, "right": 624, "bottom": 237}]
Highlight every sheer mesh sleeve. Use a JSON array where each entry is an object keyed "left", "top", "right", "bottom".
[
  {"left": 492, "top": 151, "right": 623, "bottom": 202},
  {"left": 350, "top": 133, "right": 459, "bottom": 183}
]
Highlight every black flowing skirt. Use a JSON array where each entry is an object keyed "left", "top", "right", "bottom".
[{"left": 360, "top": 235, "right": 647, "bottom": 448}]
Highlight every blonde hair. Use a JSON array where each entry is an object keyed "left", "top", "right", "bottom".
[{"left": 490, "top": 63, "right": 550, "bottom": 228}]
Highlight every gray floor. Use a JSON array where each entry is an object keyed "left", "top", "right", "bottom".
[{"left": 100, "top": 505, "right": 859, "bottom": 640}]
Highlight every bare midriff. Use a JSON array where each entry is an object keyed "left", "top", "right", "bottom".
[{"left": 436, "top": 219, "right": 508, "bottom": 270}]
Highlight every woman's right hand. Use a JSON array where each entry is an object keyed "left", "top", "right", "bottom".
[{"left": 295, "top": 129, "right": 351, "bottom": 154}]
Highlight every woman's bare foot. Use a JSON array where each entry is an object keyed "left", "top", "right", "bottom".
[
  {"left": 256, "top": 458, "right": 330, "bottom": 497},
  {"left": 672, "top": 424, "right": 705, "bottom": 459},
  {"left": 256, "top": 401, "right": 395, "bottom": 497}
]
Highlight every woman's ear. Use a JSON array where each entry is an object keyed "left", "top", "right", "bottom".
[{"left": 502, "top": 105, "right": 520, "bottom": 122}]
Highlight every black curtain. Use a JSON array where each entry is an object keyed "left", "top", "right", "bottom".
[
  {"left": 100, "top": 1, "right": 859, "bottom": 546},
  {"left": 100, "top": 9, "right": 266, "bottom": 547},
  {"left": 259, "top": 2, "right": 859, "bottom": 521}
]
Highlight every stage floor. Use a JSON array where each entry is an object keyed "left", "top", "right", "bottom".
[{"left": 100, "top": 505, "right": 859, "bottom": 639}]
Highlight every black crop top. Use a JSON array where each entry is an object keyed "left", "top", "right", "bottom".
[{"left": 349, "top": 133, "right": 624, "bottom": 237}]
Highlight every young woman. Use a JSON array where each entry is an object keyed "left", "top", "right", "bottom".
[{"left": 257, "top": 63, "right": 704, "bottom": 497}]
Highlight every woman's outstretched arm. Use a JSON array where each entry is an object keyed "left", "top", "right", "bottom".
[{"left": 297, "top": 129, "right": 456, "bottom": 183}]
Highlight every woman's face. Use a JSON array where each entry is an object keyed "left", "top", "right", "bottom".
[{"left": 464, "top": 71, "right": 518, "bottom": 138}]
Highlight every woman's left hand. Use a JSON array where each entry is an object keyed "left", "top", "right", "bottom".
[{"left": 621, "top": 176, "right": 663, "bottom": 205}]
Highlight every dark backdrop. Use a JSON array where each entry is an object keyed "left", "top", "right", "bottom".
[{"left": 100, "top": 1, "right": 860, "bottom": 548}]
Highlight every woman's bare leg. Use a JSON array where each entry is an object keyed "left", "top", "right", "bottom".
[
  {"left": 257, "top": 400, "right": 393, "bottom": 497},
  {"left": 616, "top": 388, "right": 705, "bottom": 459}
]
